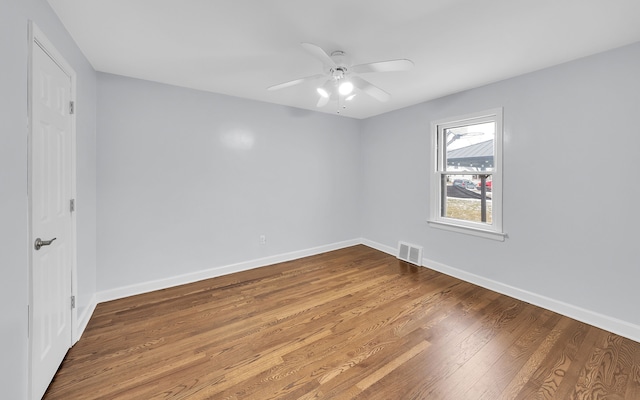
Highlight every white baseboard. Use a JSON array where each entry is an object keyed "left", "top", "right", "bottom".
[
  {"left": 360, "top": 238, "right": 397, "bottom": 257},
  {"left": 90, "top": 237, "right": 640, "bottom": 344},
  {"left": 359, "top": 239, "right": 640, "bottom": 343},
  {"left": 74, "top": 293, "right": 97, "bottom": 343},
  {"left": 97, "top": 239, "right": 360, "bottom": 303},
  {"left": 423, "top": 256, "right": 640, "bottom": 343}
]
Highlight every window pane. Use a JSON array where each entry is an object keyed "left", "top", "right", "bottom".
[
  {"left": 441, "top": 174, "right": 492, "bottom": 224},
  {"left": 444, "top": 122, "right": 495, "bottom": 172}
]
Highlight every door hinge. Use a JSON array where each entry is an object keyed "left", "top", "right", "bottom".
[
  {"left": 70, "top": 198, "right": 76, "bottom": 213},
  {"left": 69, "top": 101, "right": 75, "bottom": 115},
  {"left": 71, "top": 295, "right": 76, "bottom": 309}
]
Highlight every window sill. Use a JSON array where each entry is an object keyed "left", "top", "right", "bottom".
[{"left": 427, "top": 220, "right": 507, "bottom": 241}]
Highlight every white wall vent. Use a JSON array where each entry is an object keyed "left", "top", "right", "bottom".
[{"left": 397, "top": 241, "right": 423, "bottom": 266}]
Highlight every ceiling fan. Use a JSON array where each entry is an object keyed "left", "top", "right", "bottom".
[{"left": 268, "top": 43, "right": 413, "bottom": 108}]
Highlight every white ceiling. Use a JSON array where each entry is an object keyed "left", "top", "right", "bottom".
[{"left": 48, "top": 0, "right": 640, "bottom": 119}]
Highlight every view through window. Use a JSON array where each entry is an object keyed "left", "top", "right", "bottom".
[{"left": 442, "top": 121, "right": 494, "bottom": 223}]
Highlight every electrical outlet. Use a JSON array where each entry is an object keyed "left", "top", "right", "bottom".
[{"left": 259, "top": 234, "right": 266, "bottom": 245}]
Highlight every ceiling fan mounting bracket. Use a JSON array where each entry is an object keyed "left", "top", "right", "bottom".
[{"left": 329, "top": 50, "right": 348, "bottom": 68}]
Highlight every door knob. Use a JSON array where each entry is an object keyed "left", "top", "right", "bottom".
[{"left": 34, "top": 237, "right": 57, "bottom": 250}]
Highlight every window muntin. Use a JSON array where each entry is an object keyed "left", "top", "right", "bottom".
[{"left": 430, "top": 109, "right": 504, "bottom": 239}]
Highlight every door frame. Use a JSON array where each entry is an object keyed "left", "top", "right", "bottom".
[{"left": 27, "top": 20, "right": 78, "bottom": 399}]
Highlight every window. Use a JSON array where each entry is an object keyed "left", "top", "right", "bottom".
[{"left": 428, "top": 108, "right": 505, "bottom": 240}]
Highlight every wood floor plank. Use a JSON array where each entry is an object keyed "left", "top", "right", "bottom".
[
  {"left": 43, "top": 245, "right": 640, "bottom": 399},
  {"left": 355, "top": 339, "right": 431, "bottom": 391},
  {"left": 431, "top": 305, "right": 550, "bottom": 399},
  {"left": 497, "top": 315, "right": 571, "bottom": 400},
  {"left": 468, "top": 309, "right": 562, "bottom": 400}
]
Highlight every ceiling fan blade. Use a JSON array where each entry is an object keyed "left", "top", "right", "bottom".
[
  {"left": 351, "top": 76, "right": 391, "bottom": 102},
  {"left": 351, "top": 59, "right": 414, "bottom": 74},
  {"left": 301, "top": 42, "right": 336, "bottom": 68},
  {"left": 317, "top": 95, "right": 330, "bottom": 108},
  {"left": 267, "top": 74, "right": 325, "bottom": 91}
]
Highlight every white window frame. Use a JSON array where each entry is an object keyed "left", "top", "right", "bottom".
[{"left": 428, "top": 108, "right": 506, "bottom": 241}]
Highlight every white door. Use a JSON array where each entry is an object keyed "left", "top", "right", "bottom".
[{"left": 29, "top": 23, "right": 76, "bottom": 400}]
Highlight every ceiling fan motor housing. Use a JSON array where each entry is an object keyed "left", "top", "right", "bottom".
[{"left": 330, "top": 66, "right": 347, "bottom": 81}]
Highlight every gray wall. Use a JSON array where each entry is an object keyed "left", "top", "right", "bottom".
[
  {"left": 361, "top": 41, "right": 640, "bottom": 326},
  {"left": 0, "top": 0, "right": 97, "bottom": 398},
  {"left": 96, "top": 73, "right": 361, "bottom": 290}
]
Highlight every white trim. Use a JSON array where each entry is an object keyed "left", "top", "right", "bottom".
[
  {"left": 420, "top": 255, "right": 640, "bottom": 343},
  {"left": 89, "top": 237, "right": 640, "bottom": 345},
  {"left": 360, "top": 239, "right": 640, "bottom": 343},
  {"left": 430, "top": 108, "right": 504, "bottom": 238},
  {"left": 27, "top": 21, "right": 78, "bottom": 400},
  {"left": 427, "top": 220, "right": 506, "bottom": 241},
  {"left": 74, "top": 294, "right": 98, "bottom": 343},
  {"left": 97, "top": 239, "right": 360, "bottom": 303},
  {"left": 360, "top": 238, "right": 397, "bottom": 256}
]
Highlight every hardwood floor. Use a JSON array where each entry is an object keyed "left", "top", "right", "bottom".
[{"left": 45, "top": 245, "right": 640, "bottom": 399}]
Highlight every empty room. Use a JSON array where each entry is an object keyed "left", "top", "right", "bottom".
[{"left": 2, "top": 0, "right": 640, "bottom": 399}]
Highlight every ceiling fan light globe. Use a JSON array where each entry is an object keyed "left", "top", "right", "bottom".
[{"left": 339, "top": 81, "right": 354, "bottom": 95}]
